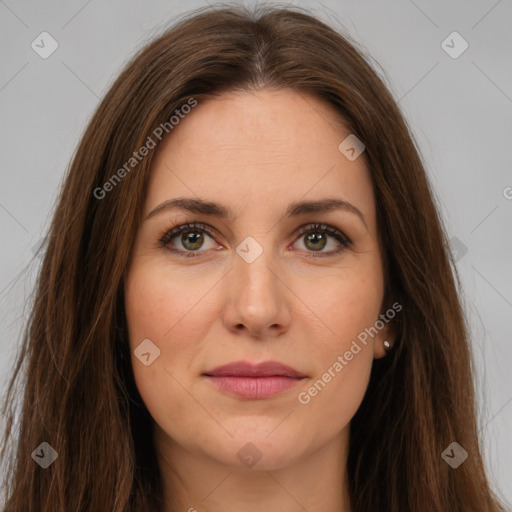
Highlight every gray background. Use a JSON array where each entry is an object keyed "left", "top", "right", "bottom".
[{"left": 1, "top": 0, "right": 511, "bottom": 505}]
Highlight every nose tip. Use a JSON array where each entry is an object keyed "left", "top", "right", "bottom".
[{"left": 223, "top": 253, "right": 291, "bottom": 339}]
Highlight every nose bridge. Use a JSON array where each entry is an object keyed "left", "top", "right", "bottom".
[
  {"left": 235, "top": 239, "right": 278, "bottom": 310},
  {"left": 224, "top": 236, "right": 290, "bottom": 336}
]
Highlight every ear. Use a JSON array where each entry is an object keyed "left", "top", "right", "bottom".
[{"left": 373, "top": 304, "right": 400, "bottom": 359}]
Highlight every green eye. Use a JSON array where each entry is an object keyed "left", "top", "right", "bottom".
[
  {"left": 160, "top": 222, "right": 351, "bottom": 258},
  {"left": 294, "top": 223, "right": 351, "bottom": 256}
]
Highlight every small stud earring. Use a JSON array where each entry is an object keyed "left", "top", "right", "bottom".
[{"left": 383, "top": 340, "right": 391, "bottom": 352}]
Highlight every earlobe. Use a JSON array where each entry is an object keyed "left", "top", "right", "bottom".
[
  {"left": 373, "top": 311, "right": 397, "bottom": 359},
  {"left": 374, "top": 338, "right": 394, "bottom": 359},
  {"left": 373, "top": 297, "right": 401, "bottom": 359}
]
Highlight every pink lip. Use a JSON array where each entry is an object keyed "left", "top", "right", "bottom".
[{"left": 203, "top": 361, "right": 306, "bottom": 399}]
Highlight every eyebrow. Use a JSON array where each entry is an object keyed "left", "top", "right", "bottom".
[{"left": 145, "top": 196, "right": 367, "bottom": 229}]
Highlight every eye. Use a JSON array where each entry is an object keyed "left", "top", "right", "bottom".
[
  {"left": 159, "top": 222, "right": 220, "bottom": 258},
  {"left": 159, "top": 222, "right": 351, "bottom": 258},
  {"left": 291, "top": 223, "right": 351, "bottom": 257}
]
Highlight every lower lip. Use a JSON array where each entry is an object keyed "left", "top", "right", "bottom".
[{"left": 205, "top": 375, "right": 304, "bottom": 399}]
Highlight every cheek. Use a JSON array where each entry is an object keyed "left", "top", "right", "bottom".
[
  {"left": 293, "top": 293, "right": 377, "bottom": 445},
  {"left": 290, "top": 263, "right": 382, "bottom": 423},
  {"left": 295, "top": 261, "right": 384, "bottom": 351},
  {"left": 124, "top": 260, "right": 219, "bottom": 420},
  {"left": 124, "top": 260, "right": 215, "bottom": 343},
  {"left": 296, "top": 349, "right": 373, "bottom": 450}
]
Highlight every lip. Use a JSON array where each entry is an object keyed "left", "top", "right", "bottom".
[{"left": 203, "top": 360, "right": 306, "bottom": 399}]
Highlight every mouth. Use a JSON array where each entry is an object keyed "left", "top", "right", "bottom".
[{"left": 202, "top": 360, "right": 307, "bottom": 399}]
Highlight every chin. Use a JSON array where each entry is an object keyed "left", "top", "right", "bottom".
[{"left": 206, "top": 426, "right": 306, "bottom": 471}]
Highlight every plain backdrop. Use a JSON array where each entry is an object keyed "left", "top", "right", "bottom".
[{"left": 1, "top": 0, "right": 511, "bottom": 505}]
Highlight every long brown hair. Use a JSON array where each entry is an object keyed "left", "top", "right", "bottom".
[{"left": 1, "top": 4, "right": 507, "bottom": 511}]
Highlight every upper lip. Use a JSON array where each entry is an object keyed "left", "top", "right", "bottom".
[{"left": 203, "top": 360, "right": 306, "bottom": 378}]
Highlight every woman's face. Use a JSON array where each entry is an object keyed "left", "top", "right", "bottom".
[{"left": 124, "top": 88, "right": 393, "bottom": 471}]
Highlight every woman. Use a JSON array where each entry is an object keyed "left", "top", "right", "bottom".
[{"left": 0, "top": 4, "right": 508, "bottom": 511}]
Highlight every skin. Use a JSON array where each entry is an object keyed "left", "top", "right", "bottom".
[{"left": 124, "top": 88, "right": 395, "bottom": 512}]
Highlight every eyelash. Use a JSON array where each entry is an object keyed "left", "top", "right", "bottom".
[{"left": 158, "top": 222, "right": 351, "bottom": 258}]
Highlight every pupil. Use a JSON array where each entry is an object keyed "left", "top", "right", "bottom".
[
  {"left": 183, "top": 231, "right": 203, "bottom": 249},
  {"left": 306, "top": 233, "right": 326, "bottom": 251}
]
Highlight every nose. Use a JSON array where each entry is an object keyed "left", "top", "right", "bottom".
[{"left": 221, "top": 246, "right": 291, "bottom": 340}]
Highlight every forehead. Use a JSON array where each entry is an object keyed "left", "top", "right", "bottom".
[{"left": 145, "top": 88, "right": 375, "bottom": 222}]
